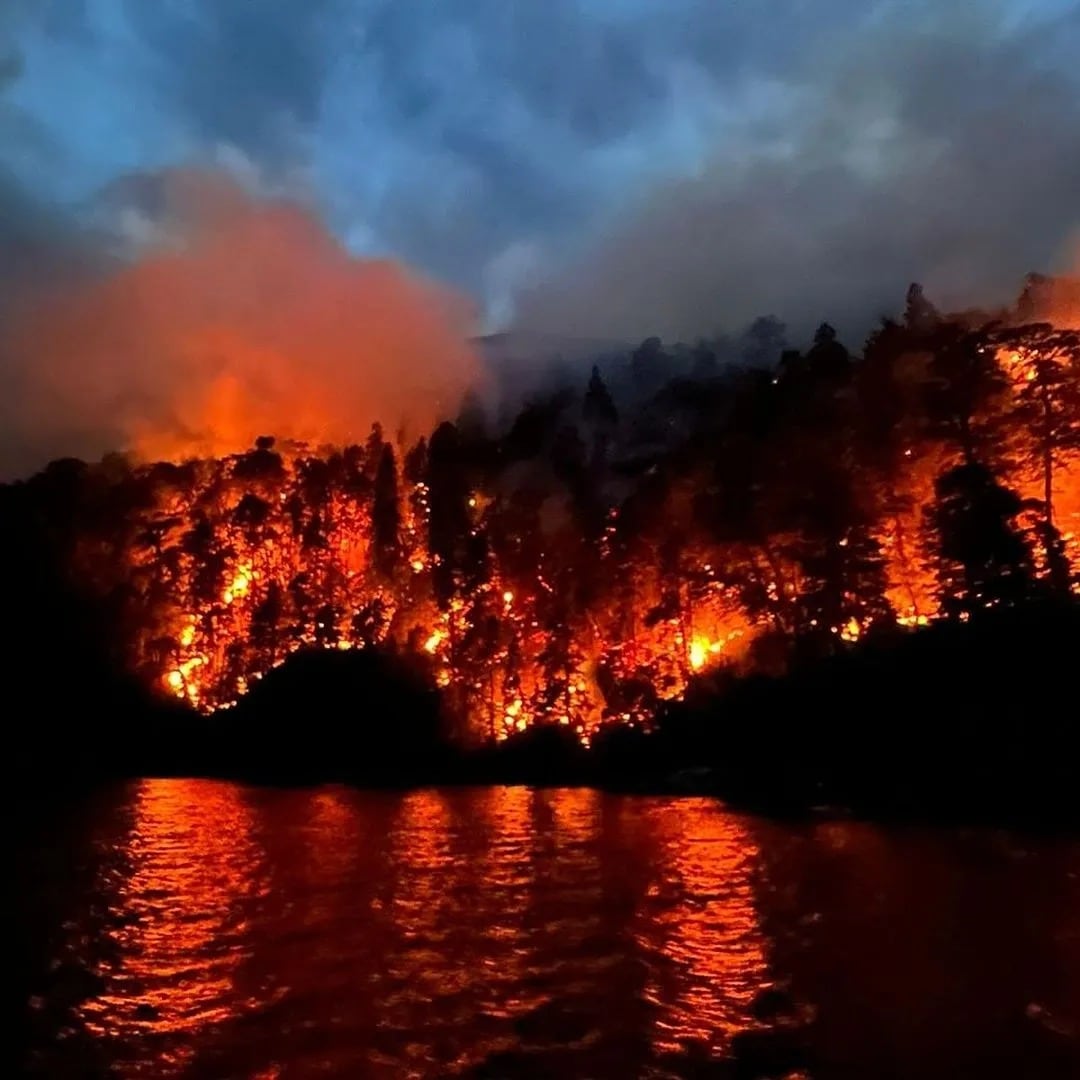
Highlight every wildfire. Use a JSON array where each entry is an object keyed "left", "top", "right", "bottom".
[
  {"left": 222, "top": 564, "right": 254, "bottom": 605},
  {"left": 103, "top": 432, "right": 764, "bottom": 740},
  {"left": 61, "top": 306, "right": 1080, "bottom": 745},
  {"left": 688, "top": 635, "right": 731, "bottom": 672}
]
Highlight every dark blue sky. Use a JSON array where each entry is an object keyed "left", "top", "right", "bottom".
[{"left": 2, "top": 0, "right": 1078, "bottom": 336}]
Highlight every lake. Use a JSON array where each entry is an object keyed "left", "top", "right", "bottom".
[{"left": 17, "top": 780, "right": 1080, "bottom": 1078}]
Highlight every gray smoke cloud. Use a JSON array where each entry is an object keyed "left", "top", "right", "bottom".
[
  {"left": 513, "top": 2, "right": 1080, "bottom": 345},
  {"left": 1, "top": 0, "right": 1078, "bottom": 479}
]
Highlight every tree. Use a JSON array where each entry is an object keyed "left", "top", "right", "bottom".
[
  {"left": 741, "top": 315, "right": 787, "bottom": 367},
  {"left": 232, "top": 437, "right": 285, "bottom": 486},
  {"left": 924, "top": 324, "right": 1009, "bottom": 465},
  {"left": 929, "top": 461, "right": 1033, "bottom": 618},
  {"left": 994, "top": 325, "right": 1080, "bottom": 592},
  {"left": 853, "top": 317, "right": 910, "bottom": 472},
  {"left": 363, "top": 422, "right": 385, "bottom": 482},
  {"left": 794, "top": 459, "right": 893, "bottom": 644},
  {"left": 690, "top": 339, "right": 720, "bottom": 380},
  {"left": 583, "top": 365, "right": 618, "bottom": 429},
  {"left": 426, "top": 422, "right": 470, "bottom": 612},
  {"left": 1015, "top": 272, "right": 1051, "bottom": 323},
  {"left": 372, "top": 444, "right": 401, "bottom": 578},
  {"left": 996, "top": 326, "right": 1080, "bottom": 529},
  {"left": 904, "top": 282, "right": 941, "bottom": 332},
  {"left": 806, "top": 322, "right": 851, "bottom": 381},
  {"left": 457, "top": 389, "right": 488, "bottom": 442},
  {"left": 631, "top": 336, "right": 666, "bottom": 394},
  {"left": 250, "top": 581, "right": 284, "bottom": 656}
]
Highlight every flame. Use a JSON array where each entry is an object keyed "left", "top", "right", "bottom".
[
  {"left": 65, "top": 310, "right": 1080, "bottom": 744},
  {"left": 688, "top": 635, "right": 727, "bottom": 672}
]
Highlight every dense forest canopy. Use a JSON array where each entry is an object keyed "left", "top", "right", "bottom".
[{"left": 3, "top": 274, "right": 1079, "bottom": 745}]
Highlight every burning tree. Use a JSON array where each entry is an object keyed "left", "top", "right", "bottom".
[{"left": 5, "top": 277, "right": 1080, "bottom": 747}]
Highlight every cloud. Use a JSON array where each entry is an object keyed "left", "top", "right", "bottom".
[
  {"left": 512, "top": 2, "right": 1080, "bottom": 344},
  {"left": 0, "top": 171, "right": 481, "bottom": 477},
  {"left": 0, "top": 0, "right": 1077, "bottom": 462},
  {"left": 0, "top": 0, "right": 882, "bottom": 313}
]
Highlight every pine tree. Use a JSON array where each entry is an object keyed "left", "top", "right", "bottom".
[
  {"left": 996, "top": 326, "right": 1080, "bottom": 530},
  {"left": 372, "top": 444, "right": 401, "bottom": 579},
  {"left": 631, "top": 336, "right": 664, "bottom": 382},
  {"left": 904, "top": 282, "right": 941, "bottom": 332},
  {"left": 806, "top": 322, "right": 851, "bottom": 381},
  {"left": 363, "top": 422, "right": 385, "bottom": 481},
  {"left": 742, "top": 315, "right": 788, "bottom": 367},
  {"left": 929, "top": 461, "right": 1033, "bottom": 617},
  {"left": 426, "top": 422, "right": 470, "bottom": 612},
  {"left": 583, "top": 365, "right": 618, "bottom": 428},
  {"left": 924, "top": 325, "right": 1009, "bottom": 465}
]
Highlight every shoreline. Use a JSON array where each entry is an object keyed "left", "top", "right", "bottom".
[{"left": 26, "top": 757, "right": 1080, "bottom": 836}]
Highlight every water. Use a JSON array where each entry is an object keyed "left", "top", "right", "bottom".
[{"left": 17, "top": 781, "right": 1080, "bottom": 1079}]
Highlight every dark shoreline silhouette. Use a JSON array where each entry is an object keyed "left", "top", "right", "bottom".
[{"left": 14, "top": 600, "right": 1079, "bottom": 833}]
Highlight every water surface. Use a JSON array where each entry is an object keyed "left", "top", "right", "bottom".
[{"left": 18, "top": 781, "right": 1080, "bottom": 1078}]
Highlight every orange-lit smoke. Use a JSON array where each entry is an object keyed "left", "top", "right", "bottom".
[
  {"left": 1052, "top": 238, "right": 1080, "bottom": 328},
  {"left": 6, "top": 171, "right": 482, "bottom": 464}
]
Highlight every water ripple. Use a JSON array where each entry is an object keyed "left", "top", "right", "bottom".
[{"left": 19, "top": 781, "right": 1080, "bottom": 1079}]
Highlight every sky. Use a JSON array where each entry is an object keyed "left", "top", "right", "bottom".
[{"left": 0, "top": 0, "right": 1078, "bottom": 470}]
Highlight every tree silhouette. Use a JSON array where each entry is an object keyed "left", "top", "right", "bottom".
[
  {"left": 690, "top": 339, "right": 721, "bottom": 379},
  {"left": 372, "top": 444, "right": 401, "bottom": 579},
  {"left": 924, "top": 324, "right": 1009, "bottom": 465},
  {"left": 426, "top": 422, "right": 469, "bottom": 612},
  {"left": 583, "top": 364, "right": 618, "bottom": 428},
  {"left": 930, "top": 461, "right": 1033, "bottom": 618},
  {"left": 630, "top": 336, "right": 666, "bottom": 395},
  {"left": 742, "top": 315, "right": 788, "bottom": 367},
  {"left": 806, "top": 322, "right": 851, "bottom": 382},
  {"left": 904, "top": 282, "right": 941, "bottom": 332}
]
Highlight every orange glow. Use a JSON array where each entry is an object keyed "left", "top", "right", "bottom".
[
  {"left": 63, "top": 304, "right": 1079, "bottom": 742},
  {"left": 99, "top": 439, "right": 765, "bottom": 739},
  {"left": 636, "top": 800, "right": 770, "bottom": 1056},
  {"left": 74, "top": 779, "right": 265, "bottom": 1076},
  {"left": 688, "top": 634, "right": 728, "bottom": 672},
  {"left": 92, "top": 378, "right": 1080, "bottom": 737},
  {"left": 8, "top": 170, "right": 481, "bottom": 463}
]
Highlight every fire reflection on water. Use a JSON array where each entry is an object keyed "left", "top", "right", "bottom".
[
  {"left": 75, "top": 779, "right": 271, "bottom": 1075},
  {"left": 55, "top": 781, "right": 773, "bottom": 1077},
  {"left": 24, "top": 781, "right": 1080, "bottom": 1078},
  {"left": 633, "top": 800, "right": 769, "bottom": 1058}
]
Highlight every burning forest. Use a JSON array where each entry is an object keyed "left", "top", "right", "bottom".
[{"left": 5, "top": 274, "right": 1080, "bottom": 748}]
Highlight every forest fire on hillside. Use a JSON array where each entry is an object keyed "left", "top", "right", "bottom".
[
  {"left": 83, "top": 430, "right": 757, "bottom": 743},
  {"left": 48, "top": 278, "right": 1080, "bottom": 743}
]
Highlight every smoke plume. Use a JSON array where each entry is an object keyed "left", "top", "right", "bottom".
[
  {"left": 1, "top": 171, "right": 481, "bottom": 475},
  {"left": 512, "top": 3, "right": 1080, "bottom": 344}
]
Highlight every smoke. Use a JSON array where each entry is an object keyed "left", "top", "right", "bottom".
[
  {"left": 512, "top": 2, "right": 1080, "bottom": 345},
  {"left": 2, "top": 0, "right": 1078, "bottom": 479},
  {"left": 0, "top": 170, "right": 481, "bottom": 476},
  {"left": 1056, "top": 236, "right": 1080, "bottom": 326}
]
